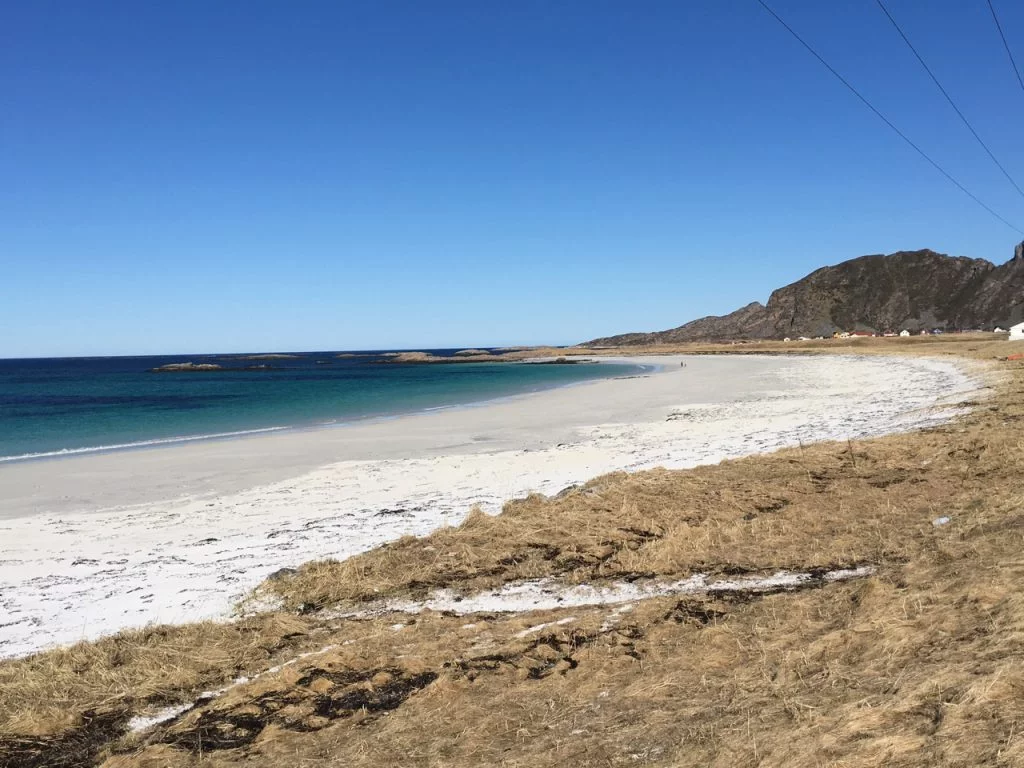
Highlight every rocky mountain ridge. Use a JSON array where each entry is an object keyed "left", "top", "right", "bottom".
[{"left": 586, "top": 246, "right": 1024, "bottom": 345}]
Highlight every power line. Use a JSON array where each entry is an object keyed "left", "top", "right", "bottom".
[
  {"left": 876, "top": 0, "right": 1024, "bottom": 203},
  {"left": 986, "top": 0, "right": 1024, "bottom": 98},
  {"left": 755, "top": 0, "right": 1024, "bottom": 235}
]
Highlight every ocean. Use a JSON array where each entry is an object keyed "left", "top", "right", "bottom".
[{"left": 0, "top": 350, "right": 644, "bottom": 461}]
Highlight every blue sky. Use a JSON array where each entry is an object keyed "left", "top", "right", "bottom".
[{"left": 4, "top": 1, "right": 1024, "bottom": 357}]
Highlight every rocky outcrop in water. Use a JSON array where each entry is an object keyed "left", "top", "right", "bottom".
[
  {"left": 149, "top": 362, "right": 224, "bottom": 372},
  {"left": 148, "top": 362, "right": 277, "bottom": 373},
  {"left": 229, "top": 354, "right": 301, "bottom": 360},
  {"left": 377, "top": 351, "right": 579, "bottom": 364}
]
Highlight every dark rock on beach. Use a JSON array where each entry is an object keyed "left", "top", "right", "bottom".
[{"left": 266, "top": 567, "right": 297, "bottom": 582}]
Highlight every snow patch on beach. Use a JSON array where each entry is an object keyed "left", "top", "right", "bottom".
[
  {"left": 349, "top": 566, "right": 876, "bottom": 618},
  {"left": 0, "top": 355, "right": 980, "bottom": 658}
]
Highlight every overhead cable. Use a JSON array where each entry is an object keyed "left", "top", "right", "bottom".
[{"left": 755, "top": 0, "right": 1023, "bottom": 235}]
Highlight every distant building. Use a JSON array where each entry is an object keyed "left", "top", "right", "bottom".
[
  {"left": 900, "top": 329, "right": 911, "bottom": 337},
  {"left": 995, "top": 327, "right": 1008, "bottom": 333},
  {"left": 1010, "top": 322, "right": 1024, "bottom": 341}
]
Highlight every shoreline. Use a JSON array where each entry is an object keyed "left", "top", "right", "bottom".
[
  {"left": 0, "top": 357, "right": 644, "bottom": 465},
  {"left": 0, "top": 357, "right": 669, "bottom": 520},
  {"left": 0, "top": 354, "right": 983, "bottom": 658}
]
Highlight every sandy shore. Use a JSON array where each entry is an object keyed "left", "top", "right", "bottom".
[{"left": 0, "top": 355, "right": 981, "bottom": 658}]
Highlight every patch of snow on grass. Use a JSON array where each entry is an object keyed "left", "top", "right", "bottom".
[
  {"left": 514, "top": 616, "right": 576, "bottom": 638},
  {"left": 127, "top": 704, "right": 192, "bottom": 734},
  {"left": 375, "top": 566, "right": 876, "bottom": 617},
  {"left": 127, "top": 643, "right": 340, "bottom": 734}
]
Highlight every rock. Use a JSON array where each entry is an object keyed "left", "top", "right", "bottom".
[
  {"left": 378, "top": 351, "right": 510, "bottom": 364},
  {"left": 266, "top": 567, "right": 297, "bottom": 581},
  {"left": 149, "top": 362, "right": 224, "bottom": 372},
  {"left": 526, "top": 356, "right": 581, "bottom": 365},
  {"left": 384, "top": 351, "right": 441, "bottom": 363},
  {"left": 148, "top": 361, "right": 283, "bottom": 373},
  {"left": 229, "top": 354, "right": 301, "bottom": 360}
]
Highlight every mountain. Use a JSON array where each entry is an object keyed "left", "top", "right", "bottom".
[{"left": 586, "top": 246, "right": 1024, "bottom": 345}]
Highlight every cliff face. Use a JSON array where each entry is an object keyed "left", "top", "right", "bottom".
[{"left": 586, "top": 247, "right": 1024, "bottom": 345}]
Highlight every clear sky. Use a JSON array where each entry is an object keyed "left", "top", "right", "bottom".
[{"left": 4, "top": 1, "right": 1024, "bottom": 357}]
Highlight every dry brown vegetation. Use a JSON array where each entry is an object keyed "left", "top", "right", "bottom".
[{"left": 3, "top": 336, "right": 1024, "bottom": 767}]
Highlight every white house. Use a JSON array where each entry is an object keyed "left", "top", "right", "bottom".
[
  {"left": 899, "top": 329, "right": 911, "bottom": 337},
  {"left": 1010, "top": 322, "right": 1024, "bottom": 341}
]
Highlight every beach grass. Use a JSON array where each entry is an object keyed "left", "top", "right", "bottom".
[{"left": 3, "top": 336, "right": 1024, "bottom": 767}]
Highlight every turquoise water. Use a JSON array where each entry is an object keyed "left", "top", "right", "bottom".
[{"left": 0, "top": 351, "right": 645, "bottom": 461}]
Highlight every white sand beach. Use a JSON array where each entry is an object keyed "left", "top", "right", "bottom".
[{"left": 0, "top": 355, "right": 981, "bottom": 658}]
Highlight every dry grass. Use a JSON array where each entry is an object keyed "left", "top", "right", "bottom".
[
  {"left": 4, "top": 336, "right": 1024, "bottom": 767},
  {"left": 0, "top": 614, "right": 337, "bottom": 766}
]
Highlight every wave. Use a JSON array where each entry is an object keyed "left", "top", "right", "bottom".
[{"left": 0, "top": 426, "right": 292, "bottom": 463}]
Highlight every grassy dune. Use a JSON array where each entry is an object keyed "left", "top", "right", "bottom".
[{"left": 3, "top": 336, "right": 1024, "bottom": 767}]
